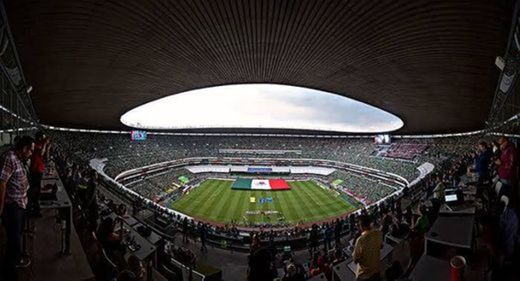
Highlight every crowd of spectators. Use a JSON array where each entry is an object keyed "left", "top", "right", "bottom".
[
  {"left": 248, "top": 136, "right": 519, "bottom": 281},
  {"left": 49, "top": 132, "right": 428, "bottom": 180},
  {"left": 45, "top": 132, "right": 490, "bottom": 237},
  {"left": 125, "top": 168, "right": 189, "bottom": 203},
  {"left": 327, "top": 170, "right": 397, "bottom": 205},
  {"left": 3, "top": 130, "right": 517, "bottom": 281},
  {"left": 374, "top": 143, "right": 429, "bottom": 160},
  {"left": 46, "top": 132, "right": 486, "bottom": 215}
]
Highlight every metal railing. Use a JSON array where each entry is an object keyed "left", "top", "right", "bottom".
[
  {"left": 487, "top": 0, "right": 520, "bottom": 130},
  {"left": 0, "top": 1, "right": 38, "bottom": 133}
]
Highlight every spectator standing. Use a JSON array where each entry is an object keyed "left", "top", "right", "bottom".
[
  {"left": 309, "top": 224, "right": 319, "bottom": 256},
  {"left": 28, "top": 132, "right": 50, "bottom": 217},
  {"left": 412, "top": 206, "right": 430, "bottom": 234},
  {"left": 324, "top": 223, "right": 333, "bottom": 251},
  {"left": 495, "top": 137, "right": 518, "bottom": 203},
  {"left": 380, "top": 211, "right": 395, "bottom": 237},
  {"left": 0, "top": 136, "right": 34, "bottom": 280},
  {"left": 394, "top": 199, "right": 402, "bottom": 220},
  {"left": 352, "top": 216, "right": 383, "bottom": 281},
  {"left": 432, "top": 174, "right": 445, "bottom": 201},
  {"left": 334, "top": 218, "right": 342, "bottom": 247},
  {"left": 404, "top": 206, "right": 413, "bottom": 226},
  {"left": 491, "top": 140, "right": 501, "bottom": 161},
  {"left": 248, "top": 244, "right": 274, "bottom": 281},
  {"left": 475, "top": 141, "right": 492, "bottom": 184},
  {"left": 85, "top": 170, "right": 99, "bottom": 230},
  {"left": 182, "top": 217, "right": 189, "bottom": 243},
  {"left": 199, "top": 223, "right": 208, "bottom": 252},
  {"left": 76, "top": 170, "right": 89, "bottom": 207},
  {"left": 349, "top": 214, "right": 356, "bottom": 232}
]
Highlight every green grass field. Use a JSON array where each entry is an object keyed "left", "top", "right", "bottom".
[{"left": 171, "top": 179, "right": 357, "bottom": 225}]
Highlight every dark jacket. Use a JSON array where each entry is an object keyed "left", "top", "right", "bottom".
[{"left": 475, "top": 148, "right": 492, "bottom": 177}]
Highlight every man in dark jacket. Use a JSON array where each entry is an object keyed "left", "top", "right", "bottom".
[
  {"left": 475, "top": 141, "right": 492, "bottom": 184},
  {"left": 334, "top": 219, "right": 343, "bottom": 247}
]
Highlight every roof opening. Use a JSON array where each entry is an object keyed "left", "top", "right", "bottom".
[{"left": 121, "top": 83, "right": 403, "bottom": 133}]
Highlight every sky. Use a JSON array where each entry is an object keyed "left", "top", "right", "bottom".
[{"left": 120, "top": 83, "right": 404, "bottom": 133}]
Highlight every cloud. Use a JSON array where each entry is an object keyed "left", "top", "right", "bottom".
[{"left": 120, "top": 84, "right": 403, "bottom": 133}]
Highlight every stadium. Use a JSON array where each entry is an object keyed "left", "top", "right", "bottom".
[
  {"left": 0, "top": 1, "right": 519, "bottom": 281},
  {"left": 106, "top": 145, "right": 410, "bottom": 228}
]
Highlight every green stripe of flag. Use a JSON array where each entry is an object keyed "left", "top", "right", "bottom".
[{"left": 231, "top": 178, "right": 253, "bottom": 189}]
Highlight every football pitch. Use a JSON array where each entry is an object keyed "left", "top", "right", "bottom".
[{"left": 171, "top": 179, "right": 357, "bottom": 225}]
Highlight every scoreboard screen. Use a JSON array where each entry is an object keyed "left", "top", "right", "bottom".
[
  {"left": 131, "top": 130, "right": 147, "bottom": 141},
  {"left": 374, "top": 134, "right": 391, "bottom": 144},
  {"left": 247, "top": 167, "right": 273, "bottom": 174}
]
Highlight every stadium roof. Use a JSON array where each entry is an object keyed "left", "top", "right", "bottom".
[{"left": 5, "top": 0, "right": 512, "bottom": 134}]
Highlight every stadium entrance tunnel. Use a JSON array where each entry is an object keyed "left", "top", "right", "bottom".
[{"left": 120, "top": 83, "right": 404, "bottom": 133}]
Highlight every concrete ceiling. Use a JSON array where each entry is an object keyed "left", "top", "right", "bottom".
[{"left": 4, "top": 0, "right": 513, "bottom": 134}]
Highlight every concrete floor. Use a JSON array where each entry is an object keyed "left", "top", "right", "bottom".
[
  {"left": 31, "top": 209, "right": 95, "bottom": 281},
  {"left": 0, "top": 208, "right": 95, "bottom": 281}
]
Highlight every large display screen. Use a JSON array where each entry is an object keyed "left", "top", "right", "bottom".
[
  {"left": 247, "top": 167, "right": 273, "bottom": 173},
  {"left": 374, "top": 134, "right": 391, "bottom": 144},
  {"left": 131, "top": 130, "right": 147, "bottom": 141}
]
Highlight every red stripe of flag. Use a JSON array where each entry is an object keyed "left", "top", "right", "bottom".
[{"left": 268, "top": 179, "right": 291, "bottom": 190}]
